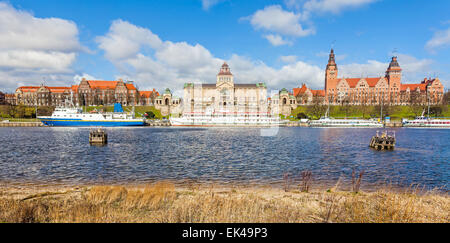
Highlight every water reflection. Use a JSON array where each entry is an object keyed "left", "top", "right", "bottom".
[{"left": 0, "top": 127, "right": 448, "bottom": 190}]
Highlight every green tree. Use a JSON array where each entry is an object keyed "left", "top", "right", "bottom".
[{"left": 145, "top": 111, "right": 156, "bottom": 119}]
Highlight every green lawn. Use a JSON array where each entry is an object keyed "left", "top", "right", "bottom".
[{"left": 83, "top": 105, "right": 163, "bottom": 119}]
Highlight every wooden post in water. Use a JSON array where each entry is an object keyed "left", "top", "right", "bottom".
[
  {"left": 369, "top": 130, "right": 395, "bottom": 150},
  {"left": 89, "top": 128, "right": 107, "bottom": 145}
]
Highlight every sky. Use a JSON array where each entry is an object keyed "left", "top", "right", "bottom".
[{"left": 0, "top": 0, "right": 449, "bottom": 96}]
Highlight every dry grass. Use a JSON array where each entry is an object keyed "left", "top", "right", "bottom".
[{"left": 0, "top": 183, "right": 448, "bottom": 223}]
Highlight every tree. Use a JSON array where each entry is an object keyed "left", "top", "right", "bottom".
[
  {"left": 296, "top": 112, "right": 308, "bottom": 119},
  {"left": 409, "top": 91, "right": 426, "bottom": 117},
  {"left": 429, "top": 106, "right": 443, "bottom": 118},
  {"left": 145, "top": 111, "right": 156, "bottom": 119},
  {"left": 307, "top": 94, "right": 327, "bottom": 119},
  {"left": 443, "top": 90, "right": 450, "bottom": 105}
]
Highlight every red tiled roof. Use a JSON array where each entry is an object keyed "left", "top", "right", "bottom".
[
  {"left": 140, "top": 90, "right": 159, "bottom": 98},
  {"left": 341, "top": 78, "right": 361, "bottom": 88},
  {"left": 293, "top": 84, "right": 308, "bottom": 96},
  {"left": 365, "top": 78, "right": 382, "bottom": 87},
  {"left": 311, "top": 90, "right": 325, "bottom": 97},
  {"left": 125, "top": 83, "right": 137, "bottom": 90},
  {"left": 17, "top": 86, "right": 39, "bottom": 92},
  {"left": 401, "top": 83, "right": 427, "bottom": 92},
  {"left": 48, "top": 87, "right": 71, "bottom": 93},
  {"left": 71, "top": 85, "right": 79, "bottom": 92},
  {"left": 87, "top": 81, "right": 119, "bottom": 90}
]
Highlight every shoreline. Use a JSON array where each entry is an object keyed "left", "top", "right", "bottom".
[{"left": 0, "top": 182, "right": 448, "bottom": 223}]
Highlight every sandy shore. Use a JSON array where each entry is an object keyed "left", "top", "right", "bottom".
[{"left": 0, "top": 183, "right": 448, "bottom": 223}]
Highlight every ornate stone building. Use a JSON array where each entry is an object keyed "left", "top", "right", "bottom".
[
  {"left": 154, "top": 88, "right": 182, "bottom": 116},
  {"left": 182, "top": 63, "right": 270, "bottom": 118},
  {"left": 269, "top": 88, "right": 298, "bottom": 117},
  {"left": 323, "top": 49, "right": 444, "bottom": 105}
]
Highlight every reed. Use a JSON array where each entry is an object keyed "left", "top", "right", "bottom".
[{"left": 0, "top": 183, "right": 448, "bottom": 223}]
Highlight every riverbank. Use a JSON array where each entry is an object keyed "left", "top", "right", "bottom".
[{"left": 0, "top": 183, "right": 448, "bottom": 223}]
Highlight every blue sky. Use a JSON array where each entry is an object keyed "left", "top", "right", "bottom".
[{"left": 1, "top": 0, "right": 449, "bottom": 94}]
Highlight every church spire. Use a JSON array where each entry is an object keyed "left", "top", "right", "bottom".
[{"left": 327, "top": 49, "right": 336, "bottom": 67}]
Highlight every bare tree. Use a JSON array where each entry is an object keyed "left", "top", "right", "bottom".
[{"left": 307, "top": 94, "right": 327, "bottom": 119}]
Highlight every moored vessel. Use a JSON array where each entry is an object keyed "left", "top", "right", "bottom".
[
  {"left": 308, "top": 117, "right": 384, "bottom": 128},
  {"left": 38, "top": 103, "right": 145, "bottom": 127},
  {"left": 170, "top": 115, "right": 285, "bottom": 127},
  {"left": 402, "top": 116, "right": 450, "bottom": 128}
]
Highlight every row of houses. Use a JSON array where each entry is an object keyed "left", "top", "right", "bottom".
[{"left": 3, "top": 78, "right": 171, "bottom": 107}]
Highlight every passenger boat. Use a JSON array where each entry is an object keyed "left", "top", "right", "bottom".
[
  {"left": 402, "top": 106, "right": 450, "bottom": 128},
  {"left": 38, "top": 103, "right": 145, "bottom": 127},
  {"left": 402, "top": 116, "right": 450, "bottom": 128},
  {"left": 308, "top": 106, "right": 383, "bottom": 128},
  {"left": 308, "top": 117, "right": 384, "bottom": 127},
  {"left": 170, "top": 115, "right": 285, "bottom": 127}
]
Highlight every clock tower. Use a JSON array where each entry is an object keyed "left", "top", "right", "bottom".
[{"left": 325, "top": 49, "right": 338, "bottom": 97}]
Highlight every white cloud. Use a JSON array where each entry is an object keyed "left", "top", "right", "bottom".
[
  {"left": 96, "top": 19, "right": 162, "bottom": 61},
  {"left": 0, "top": 3, "right": 83, "bottom": 91},
  {"left": 285, "top": 0, "right": 377, "bottom": 16},
  {"left": 425, "top": 27, "right": 450, "bottom": 52},
  {"left": 246, "top": 5, "right": 314, "bottom": 37},
  {"left": 73, "top": 73, "right": 100, "bottom": 82},
  {"left": 97, "top": 20, "right": 441, "bottom": 95},
  {"left": 303, "top": 0, "right": 377, "bottom": 15},
  {"left": 201, "top": 0, "right": 224, "bottom": 10},
  {"left": 279, "top": 55, "right": 298, "bottom": 63},
  {"left": 97, "top": 20, "right": 324, "bottom": 93},
  {"left": 264, "top": 34, "right": 292, "bottom": 46}
]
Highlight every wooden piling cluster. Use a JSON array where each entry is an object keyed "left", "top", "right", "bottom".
[
  {"left": 89, "top": 129, "right": 107, "bottom": 145},
  {"left": 370, "top": 131, "right": 396, "bottom": 150}
]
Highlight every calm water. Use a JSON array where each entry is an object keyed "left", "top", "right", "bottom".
[{"left": 0, "top": 127, "right": 448, "bottom": 190}]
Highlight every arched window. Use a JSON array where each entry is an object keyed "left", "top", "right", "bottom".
[
  {"left": 283, "top": 98, "right": 287, "bottom": 105},
  {"left": 165, "top": 98, "right": 169, "bottom": 106}
]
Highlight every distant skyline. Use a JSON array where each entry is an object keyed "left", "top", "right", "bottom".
[{"left": 1, "top": 0, "right": 449, "bottom": 96}]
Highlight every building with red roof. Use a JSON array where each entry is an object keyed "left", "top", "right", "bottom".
[
  {"left": 13, "top": 78, "right": 159, "bottom": 107},
  {"left": 322, "top": 49, "right": 444, "bottom": 105}
]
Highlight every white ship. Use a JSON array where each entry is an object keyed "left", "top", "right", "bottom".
[
  {"left": 308, "top": 117, "right": 384, "bottom": 127},
  {"left": 308, "top": 106, "right": 383, "bottom": 128},
  {"left": 38, "top": 103, "right": 145, "bottom": 127},
  {"left": 402, "top": 116, "right": 450, "bottom": 128},
  {"left": 170, "top": 115, "right": 285, "bottom": 127},
  {"left": 402, "top": 107, "right": 450, "bottom": 128}
]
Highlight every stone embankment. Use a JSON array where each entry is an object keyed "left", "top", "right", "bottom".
[{"left": 0, "top": 122, "right": 43, "bottom": 127}]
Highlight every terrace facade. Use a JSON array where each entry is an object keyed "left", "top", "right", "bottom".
[
  {"left": 12, "top": 79, "right": 157, "bottom": 107},
  {"left": 322, "top": 49, "right": 444, "bottom": 105}
]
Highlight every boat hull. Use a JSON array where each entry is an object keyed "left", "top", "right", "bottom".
[
  {"left": 170, "top": 118, "right": 285, "bottom": 127},
  {"left": 39, "top": 118, "right": 145, "bottom": 127}
]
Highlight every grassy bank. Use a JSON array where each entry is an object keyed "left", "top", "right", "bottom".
[
  {"left": 291, "top": 105, "right": 450, "bottom": 121},
  {"left": 0, "top": 183, "right": 447, "bottom": 223},
  {"left": 84, "top": 105, "right": 163, "bottom": 119}
]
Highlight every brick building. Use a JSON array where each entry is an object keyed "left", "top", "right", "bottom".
[
  {"left": 322, "top": 49, "right": 444, "bottom": 105},
  {"left": 12, "top": 78, "right": 157, "bottom": 107}
]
